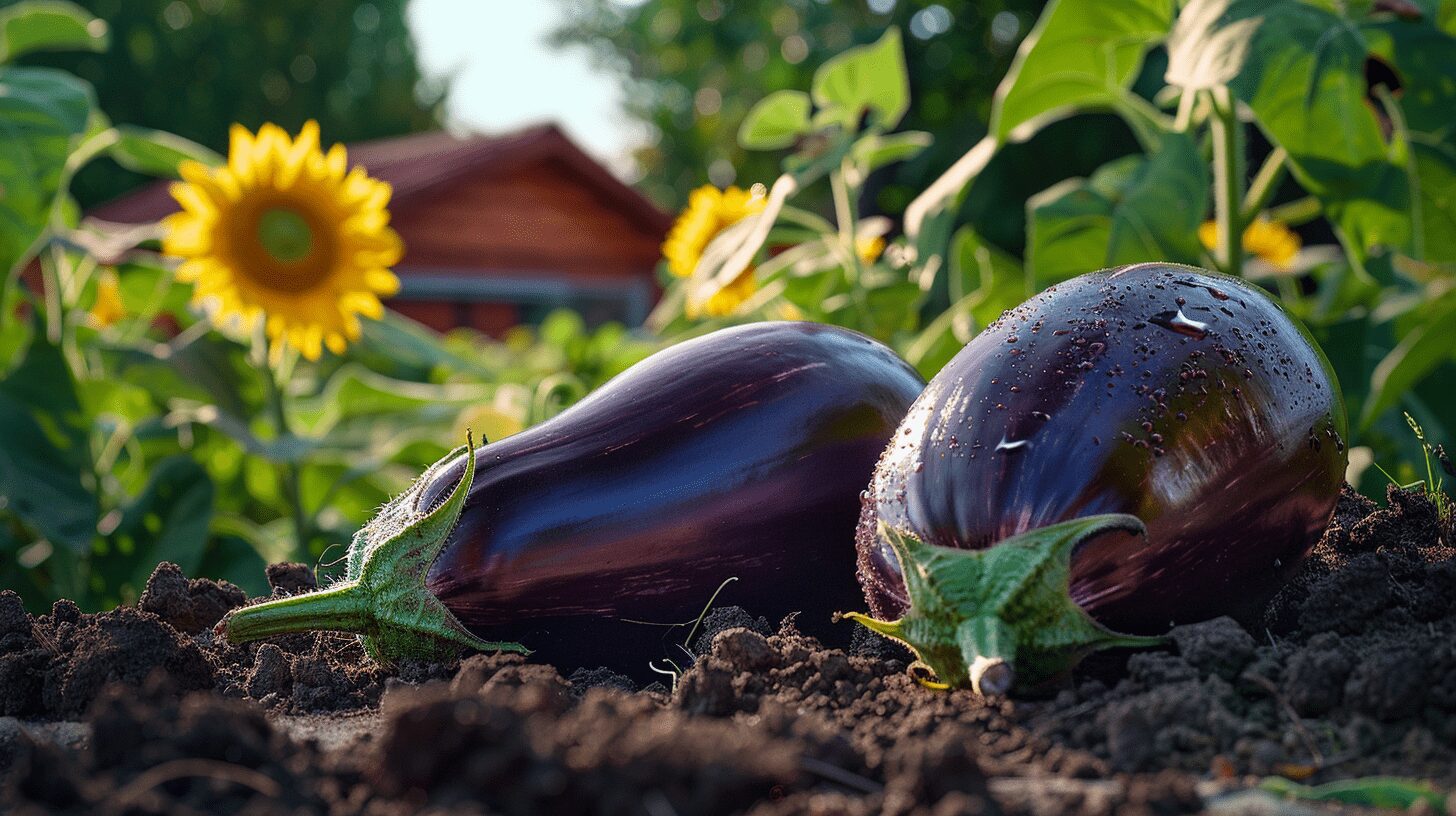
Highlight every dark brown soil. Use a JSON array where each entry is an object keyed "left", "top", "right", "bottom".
[{"left": 1, "top": 485, "right": 1452, "bottom": 815}]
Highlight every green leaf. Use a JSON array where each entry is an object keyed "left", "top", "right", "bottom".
[
  {"left": 0, "top": 1, "right": 107, "bottom": 63},
  {"left": 109, "top": 125, "right": 222, "bottom": 178},
  {"left": 850, "top": 130, "right": 932, "bottom": 172},
  {"left": 290, "top": 363, "right": 489, "bottom": 435},
  {"left": 857, "top": 277, "right": 923, "bottom": 339},
  {"left": 1360, "top": 292, "right": 1456, "bottom": 430},
  {"left": 1362, "top": 18, "right": 1456, "bottom": 139},
  {"left": 1260, "top": 776, "right": 1447, "bottom": 812},
  {"left": 737, "top": 90, "right": 811, "bottom": 150},
  {"left": 356, "top": 312, "right": 497, "bottom": 381},
  {"left": 1409, "top": 138, "right": 1456, "bottom": 263},
  {"left": 1209, "top": 0, "right": 1408, "bottom": 258},
  {"left": 0, "top": 66, "right": 94, "bottom": 273},
  {"left": 811, "top": 27, "right": 909, "bottom": 129},
  {"left": 991, "top": 0, "right": 1175, "bottom": 142},
  {"left": 0, "top": 332, "right": 96, "bottom": 552},
  {"left": 1026, "top": 131, "right": 1208, "bottom": 287},
  {"left": 99, "top": 456, "right": 214, "bottom": 588}
]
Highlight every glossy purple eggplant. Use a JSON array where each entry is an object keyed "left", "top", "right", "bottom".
[
  {"left": 847, "top": 263, "right": 1346, "bottom": 693},
  {"left": 221, "top": 322, "right": 925, "bottom": 671}
]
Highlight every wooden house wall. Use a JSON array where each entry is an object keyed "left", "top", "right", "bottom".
[{"left": 389, "top": 157, "right": 664, "bottom": 280}]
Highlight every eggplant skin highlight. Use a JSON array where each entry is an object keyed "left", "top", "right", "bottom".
[
  {"left": 221, "top": 321, "right": 926, "bottom": 671},
  {"left": 850, "top": 263, "right": 1346, "bottom": 693}
]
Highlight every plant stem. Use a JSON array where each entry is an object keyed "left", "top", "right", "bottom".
[
  {"left": 1210, "top": 87, "right": 1245, "bottom": 278},
  {"left": 1268, "top": 196, "right": 1322, "bottom": 227},
  {"left": 1241, "top": 147, "right": 1288, "bottom": 224},
  {"left": 259, "top": 339, "right": 310, "bottom": 558},
  {"left": 831, "top": 156, "right": 870, "bottom": 322},
  {"left": 39, "top": 248, "right": 64, "bottom": 344},
  {"left": 223, "top": 581, "right": 370, "bottom": 641}
]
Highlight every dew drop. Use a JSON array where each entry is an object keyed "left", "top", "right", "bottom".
[
  {"left": 995, "top": 436, "right": 1030, "bottom": 453},
  {"left": 1149, "top": 309, "right": 1210, "bottom": 340}
]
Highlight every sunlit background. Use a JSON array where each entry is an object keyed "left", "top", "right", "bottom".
[
  {"left": 35, "top": 0, "right": 1060, "bottom": 226},
  {"left": 407, "top": 1, "right": 641, "bottom": 173}
]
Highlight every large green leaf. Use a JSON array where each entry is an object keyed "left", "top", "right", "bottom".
[
  {"left": 811, "top": 27, "right": 909, "bottom": 129},
  {"left": 1409, "top": 138, "right": 1456, "bottom": 263},
  {"left": 0, "top": 332, "right": 96, "bottom": 552},
  {"left": 850, "top": 130, "right": 931, "bottom": 172},
  {"left": 109, "top": 125, "right": 222, "bottom": 179},
  {"left": 0, "top": 1, "right": 106, "bottom": 63},
  {"left": 0, "top": 66, "right": 93, "bottom": 273},
  {"left": 1026, "top": 132, "right": 1208, "bottom": 286},
  {"left": 1361, "top": 291, "right": 1456, "bottom": 430},
  {"left": 738, "top": 90, "right": 811, "bottom": 151},
  {"left": 1362, "top": 18, "right": 1456, "bottom": 139},
  {"left": 991, "top": 0, "right": 1175, "bottom": 142},
  {"left": 1210, "top": 0, "right": 1408, "bottom": 257}
]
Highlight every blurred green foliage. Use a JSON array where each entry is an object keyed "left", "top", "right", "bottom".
[
  {"left": 664, "top": 0, "right": 1456, "bottom": 501},
  {"left": 7, "top": 0, "right": 443, "bottom": 205}
]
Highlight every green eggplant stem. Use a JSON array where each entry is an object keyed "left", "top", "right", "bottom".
[
  {"left": 222, "top": 581, "right": 370, "bottom": 641},
  {"left": 216, "top": 432, "right": 528, "bottom": 664},
  {"left": 958, "top": 616, "right": 1016, "bottom": 696},
  {"left": 841, "top": 514, "right": 1166, "bottom": 695}
]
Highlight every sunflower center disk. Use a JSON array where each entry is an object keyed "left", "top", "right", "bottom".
[{"left": 257, "top": 207, "right": 315, "bottom": 263}]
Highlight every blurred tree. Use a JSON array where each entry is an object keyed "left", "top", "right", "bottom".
[
  {"left": 552, "top": 1, "right": 1040, "bottom": 215},
  {"left": 10, "top": 0, "right": 445, "bottom": 206}
]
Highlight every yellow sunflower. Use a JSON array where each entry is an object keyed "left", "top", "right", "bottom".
[
  {"left": 89, "top": 268, "right": 125, "bottom": 329},
  {"left": 662, "top": 184, "right": 765, "bottom": 318},
  {"left": 162, "top": 121, "right": 403, "bottom": 362},
  {"left": 856, "top": 234, "right": 886, "bottom": 264},
  {"left": 1198, "top": 218, "right": 1301, "bottom": 271}
]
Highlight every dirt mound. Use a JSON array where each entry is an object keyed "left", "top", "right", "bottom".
[
  {"left": 138, "top": 562, "right": 247, "bottom": 635},
  {"left": 1024, "top": 485, "right": 1456, "bottom": 781},
  {"left": 0, "top": 594, "right": 213, "bottom": 719},
  {"left": 1, "top": 484, "right": 1453, "bottom": 815}
]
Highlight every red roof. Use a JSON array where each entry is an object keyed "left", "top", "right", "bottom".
[{"left": 87, "top": 123, "right": 671, "bottom": 236}]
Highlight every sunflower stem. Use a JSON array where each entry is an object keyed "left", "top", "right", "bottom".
[
  {"left": 830, "top": 156, "right": 870, "bottom": 325},
  {"left": 260, "top": 337, "right": 311, "bottom": 558},
  {"left": 1210, "top": 86, "right": 1245, "bottom": 278}
]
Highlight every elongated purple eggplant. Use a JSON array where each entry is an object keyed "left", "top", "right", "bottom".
[
  {"left": 847, "top": 263, "right": 1346, "bottom": 694},
  {"left": 220, "top": 322, "right": 925, "bottom": 669}
]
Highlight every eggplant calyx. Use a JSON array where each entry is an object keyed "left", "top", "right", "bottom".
[
  {"left": 219, "top": 435, "right": 528, "bottom": 665},
  {"left": 841, "top": 515, "right": 1165, "bottom": 695}
]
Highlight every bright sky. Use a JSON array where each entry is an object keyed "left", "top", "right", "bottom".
[{"left": 407, "top": 1, "right": 641, "bottom": 176}]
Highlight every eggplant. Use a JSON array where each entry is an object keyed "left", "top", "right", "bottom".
[
  {"left": 220, "top": 322, "right": 925, "bottom": 670},
  {"left": 846, "top": 263, "right": 1346, "bottom": 694}
]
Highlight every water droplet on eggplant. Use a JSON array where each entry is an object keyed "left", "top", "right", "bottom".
[{"left": 1148, "top": 309, "right": 1210, "bottom": 340}]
